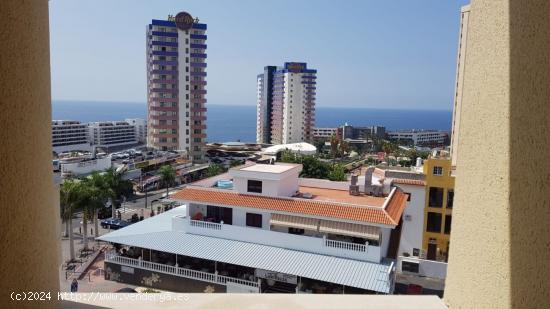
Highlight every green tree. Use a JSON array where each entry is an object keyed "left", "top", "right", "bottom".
[
  {"left": 158, "top": 165, "right": 177, "bottom": 199},
  {"left": 103, "top": 168, "right": 133, "bottom": 219},
  {"left": 328, "top": 164, "right": 347, "bottom": 181},
  {"left": 206, "top": 164, "right": 224, "bottom": 177},
  {"left": 60, "top": 180, "right": 81, "bottom": 261},
  {"left": 314, "top": 140, "right": 325, "bottom": 154},
  {"left": 230, "top": 160, "right": 243, "bottom": 168},
  {"left": 339, "top": 140, "right": 350, "bottom": 158},
  {"left": 280, "top": 149, "right": 296, "bottom": 163}
]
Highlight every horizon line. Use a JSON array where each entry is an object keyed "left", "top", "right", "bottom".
[{"left": 52, "top": 99, "right": 452, "bottom": 112}]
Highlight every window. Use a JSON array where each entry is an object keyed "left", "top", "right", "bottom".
[
  {"left": 405, "top": 192, "right": 411, "bottom": 202},
  {"left": 247, "top": 180, "right": 262, "bottom": 193},
  {"left": 246, "top": 213, "right": 262, "bottom": 228},
  {"left": 426, "top": 212, "right": 442, "bottom": 233},
  {"left": 444, "top": 215, "right": 452, "bottom": 234},
  {"left": 447, "top": 190, "right": 454, "bottom": 208},
  {"left": 433, "top": 166, "right": 443, "bottom": 176},
  {"left": 289, "top": 227, "right": 305, "bottom": 235},
  {"left": 428, "top": 187, "right": 444, "bottom": 207}
]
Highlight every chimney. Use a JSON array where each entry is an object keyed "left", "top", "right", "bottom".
[
  {"left": 349, "top": 174, "right": 359, "bottom": 196},
  {"left": 364, "top": 167, "right": 375, "bottom": 195}
]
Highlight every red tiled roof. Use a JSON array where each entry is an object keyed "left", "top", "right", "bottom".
[
  {"left": 392, "top": 178, "right": 426, "bottom": 186},
  {"left": 171, "top": 187, "right": 408, "bottom": 226},
  {"left": 385, "top": 190, "right": 409, "bottom": 223}
]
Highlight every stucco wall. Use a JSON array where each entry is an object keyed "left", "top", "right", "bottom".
[
  {"left": 445, "top": 0, "right": 550, "bottom": 308},
  {"left": 0, "top": 1, "right": 60, "bottom": 308}
]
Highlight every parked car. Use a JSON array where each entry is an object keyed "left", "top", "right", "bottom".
[
  {"left": 100, "top": 218, "right": 116, "bottom": 228},
  {"left": 100, "top": 218, "right": 132, "bottom": 230}
]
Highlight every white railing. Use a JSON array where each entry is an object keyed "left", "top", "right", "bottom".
[
  {"left": 183, "top": 217, "right": 382, "bottom": 263},
  {"left": 190, "top": 219, "right": 222, "bottom": 230},
  {"left": 324, "top": 238, "right": 367, "bottom": 252},
  {"left": 105, "top": 252, "right": 259, "bottom": 289}
]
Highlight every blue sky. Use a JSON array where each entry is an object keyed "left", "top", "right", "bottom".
[{"left": 49, "top": 0, "right": 469, "bottom": 110}]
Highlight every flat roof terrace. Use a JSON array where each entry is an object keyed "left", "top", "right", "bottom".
[
  {"left": 298, "top": 186, "right": 386, "bottom": 207},
  {"left": 239, "top": 163, "right": 298, "bottom": 174}
]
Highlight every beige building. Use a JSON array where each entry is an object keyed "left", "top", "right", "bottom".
[{"left": 450, "top": 5, "right": 470, "bottom": 167}]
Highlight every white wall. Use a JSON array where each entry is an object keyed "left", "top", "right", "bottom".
[
  {"left": 380, "top": 227, "right": 392, "bottom": 257},
  {"left": 395, "top": 184, "right": 425, "bottom": 257},
  {"left": 231, "top": 168, "right": 300, "bottom": 197},
  {"left": 60, "top": 156, "right": 111, "bottom": 176},
  {"left": 189, "top": 203, "right": 272, "bottom": 230},
  {"left": 397, "top": 256, "right": 447, "bottom": 280},
  {"left": 177, "top": 215, "right": 382, "bottom": 263}
]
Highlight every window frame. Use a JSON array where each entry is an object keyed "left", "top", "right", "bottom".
[
  {"left": 247, "top": 179, "right": 262, "bottom": 193},
  {"left": 426, "top": 212, "right": 442, "bottom": 233},
  {"left": 246, "top": 212, "right": 262, "bottom": 228}
]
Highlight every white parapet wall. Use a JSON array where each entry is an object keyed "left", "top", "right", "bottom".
[
  {"left": 298, "top": 178, "right": 349, "bottom": 190},
  {"left": 60, "top": 156, "right": 111, "bottom": 177},
  {"left": 397, "top": 256, "right": 448, "bottom": 280}
]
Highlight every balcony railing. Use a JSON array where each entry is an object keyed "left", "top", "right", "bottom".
[
  {"left": 105, "top": 252, "right": 260, "bottom": 290},
  {"left": 325, "top": 238, "right": 367, "bottom": 252},
  {"left": 181, "top": 218, "right": 381, "bottom": 263},
  {"left": 189, "top": 219, "right": 222, "bottom": 230}
]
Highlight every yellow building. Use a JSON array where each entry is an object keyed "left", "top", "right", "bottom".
[{"left": 422, "top": 156, "right": 455, "bottom": 261}]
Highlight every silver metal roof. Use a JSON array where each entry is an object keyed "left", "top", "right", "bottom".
[{"left": 98, "top": 207, "right": 392, "bottom": 293}]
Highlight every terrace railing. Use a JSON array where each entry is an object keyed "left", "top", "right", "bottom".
[
  {"left": 189, "top": 219, "right": 222, "bottom": 230},
  {"left": 105, "top": 252, "right": 259, "bottom": 289},
  {"left": 324, "top": 238, "right": 367, "bottom": 252}
]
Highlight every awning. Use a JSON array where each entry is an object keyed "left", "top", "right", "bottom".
[
  {"left": 270, "top": 213, "right": 319, "bottom": 231},
  {"left": 319, "top": 220, "right": 380, "bottom": 241}
]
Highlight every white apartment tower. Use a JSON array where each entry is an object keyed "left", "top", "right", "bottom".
[
  {"left": 257, "top": 62, "right": 317, "bottom": 145},
  {"left": 146, "top": 12, "right": 207, "bottom": 162},
  {"left": 125, "top": 118, "right": 147, "bottom": 143}
]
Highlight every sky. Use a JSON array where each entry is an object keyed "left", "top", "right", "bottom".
[{"left": 49, "top": 0, "right": 470, "bottom": 110}]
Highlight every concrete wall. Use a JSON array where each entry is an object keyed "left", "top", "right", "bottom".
[
  {"left": 397, "top": 256, "right": 447, "bottom": 280},
  {"left": 60, "top": 156, "right": 111, "bottom": 176},
  {"left": 0, "top": 1, "right": 60, "bottom": 308},
  {"left": 395, "top": 184, "right": 425, "bottom": 257},
  {"left": 445, "top": 1, "right": 550, "bottom": 308},
  {"left": 232, "top": 173, "right": 299, "bottom": 197}
]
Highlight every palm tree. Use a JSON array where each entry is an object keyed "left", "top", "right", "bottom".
[
  {"left": 103, "top": 168, "right": 133, "bottom": 219},
  {"left": 82, "top": 172, "right": 109, "bottom": 238},
  {"left": 71, "top": 181, "right": 99, "bottom": 251},
  {"left": 60, "top": 180, "right": 80, "bottom": 261},
  {"left": 158, "top": 165, "right": 176, "bottom": 199},
  {"left": 339, "top": 140, "right": 350, "bottom": 158},
  {"left": 329, "top": 134, "right": 340, "bottom": 160}
]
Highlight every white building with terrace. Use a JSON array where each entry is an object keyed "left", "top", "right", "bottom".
[{"left": 99, "top": 163, "right": 408, "bottom": 294}]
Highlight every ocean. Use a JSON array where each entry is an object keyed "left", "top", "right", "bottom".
[{"left": 52, "top": 100, "right": 452, "bottom": 143}]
